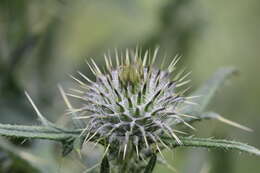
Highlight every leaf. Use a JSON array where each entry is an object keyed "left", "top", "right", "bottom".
[
  {"left": 181, "top": 67, "right": 237, "bottom": 116},
  {"left": 144, "top": 153, "right": 157, "bottom": 173},
  {"left": 100, "top": 155, "right": 110, "bottom": 173},
  {"left": 162, "top": 136, "right": 260, "bottom": 156},
  {"left": 62, "top": 137, "right": 75, "bottom": 157},
  {"left": 0, "top": 123, "right": 78, "bottom": 141}
]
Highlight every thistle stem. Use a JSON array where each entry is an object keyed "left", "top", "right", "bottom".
[
  {"left": 118, "top": 144, "right": 134, "bottom": 173},
  {"left": 0, "top": 124, "right": 79, "bottom": 140},
  {"left": 162, "top": 136, "right": 260, "bottom": 156}
]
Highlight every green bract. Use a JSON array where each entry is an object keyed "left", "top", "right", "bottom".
[{"left": 68, "top": 49, "right": 194, "bottom": 171}]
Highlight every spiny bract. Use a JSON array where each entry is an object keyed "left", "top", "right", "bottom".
[{"left": 68, "top": 48, "right": 195, "bottom": 161}]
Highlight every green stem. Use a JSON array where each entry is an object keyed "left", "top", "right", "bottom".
[
  {"left": 110, "top": 143, "right": 141, "bottom": 173},
  {"left": 162, "top": 136, "right": 260, "bottom": 156},
  {"left": 118, "top": 145, "right": 134, "bottom": 173},
  {"left": 0, "top": 123, "right": 79, "bottom": 141}
]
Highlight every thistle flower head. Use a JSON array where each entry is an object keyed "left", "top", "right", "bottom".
[{"left": 68, "top": 48, "right": 193, "bottom": 161}]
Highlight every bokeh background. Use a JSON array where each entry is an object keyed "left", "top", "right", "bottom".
[{"left": 0, "top": 0, "right": 259, "bottom": 172}]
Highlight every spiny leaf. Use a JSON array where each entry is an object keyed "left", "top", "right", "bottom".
[
  {"left": 162, "top": 136, "right": 260, "bottom": 156},
  {"left": 144, "top": 153, "right": 157, "bottom": 173},
  {"left": 100, "top": 155, "right": 110, "bottom": 173},
  {"left": 0, "top": 124, "right": 78, "bottom": 141},
  {"left": 181, "top": 67, "right": 237, "bottom": 116},
  {"left": 176, "top": 67, "right": 238, "bottom": 127}
]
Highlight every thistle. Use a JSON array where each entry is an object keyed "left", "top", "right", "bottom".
[
  {"left": 0, "top": 48, "right": 259, "bottom": 173},
  {"left": 68, "top": 49, "right": 194, "bottom": 172}
]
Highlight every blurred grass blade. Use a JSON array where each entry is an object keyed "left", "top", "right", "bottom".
[
  {"left": 181, "top": 67, "right": 237, "bottom": 116},
  {"left": 163, "top": 136, "right": 260, "bottom": 156},
  {"left": 0, "top": 124, "right": 78, "bottom": 141},
  {"left": 144, "top": 153, "right": 157, "bottom": 173},
  {"left": 0, "top": 137, "right": 40, "bottom": 172},
  {"left": 100, "top": 155, "right": 110, "bottom": 173},
  {"left": 0, "top": 137, "right": 60, "bottom": 173}
]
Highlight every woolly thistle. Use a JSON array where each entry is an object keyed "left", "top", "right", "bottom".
[
  {"left": 67, "top": 48, "right": 196, "bottom": 172},
  {"left": 0, "top": 48, "right": 259, "bottom": 173}
]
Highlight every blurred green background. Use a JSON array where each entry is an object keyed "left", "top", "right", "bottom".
[{"left": 0, "top": 0, "right": 259, "bottom": 172}]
